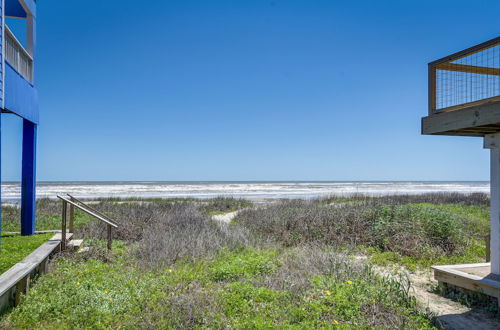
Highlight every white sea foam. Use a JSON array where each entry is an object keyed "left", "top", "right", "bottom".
[{"left": 0, "top": 181, "right": 490, "bottom": 203}]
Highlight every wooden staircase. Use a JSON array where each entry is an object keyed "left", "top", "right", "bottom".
[
  {"left": 0, "top": 195, "right": 119, "bottom": 312},
  {"left": 57, "top": 194, "right": 118, "bottom": 251}
]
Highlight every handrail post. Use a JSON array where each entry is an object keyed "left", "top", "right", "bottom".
[
  {"left": 69, "top": 204, "right": 75, "bottom": 234},
  {"left": 486, "top": 234, "right": 491, "bottom": 262},
  {"left": 428, "top": 64, "right": 436, "bottom": 115},
  {"left": 61, "top": 201, "right": 67, "bottom": 251},
  {"left": 107, "top": 224, "right": 112, "bottom": 251}
]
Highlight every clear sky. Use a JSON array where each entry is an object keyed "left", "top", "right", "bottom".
[{"left": 1, "top": 0, "right": 499, "bottom": 181}]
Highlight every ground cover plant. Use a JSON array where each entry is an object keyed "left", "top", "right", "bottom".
[
  {"left": 1, "top": 244, "right": 434, "bottom": 328},
  {"left": 0, "top": 233, "right": 53, "bottom": 275},
  {"left": 2, "top": 193, "right": 485, "bottom": 328}
]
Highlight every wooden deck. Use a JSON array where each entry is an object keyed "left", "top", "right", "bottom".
[
  {"left": 432, "top": 263, "right": 500, "bottom": 300},
  {"left": 422, "top": 101, "right": 500, "bottom": 136},
  {"left": 423, "top": 36, "right": 500, "bottom": 137}
]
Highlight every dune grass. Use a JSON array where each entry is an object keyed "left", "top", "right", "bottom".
[
  {"left": 0, "top": 233, "right": 53, "bottom": 275},
  {"left": 236, "top": 194, "right": 490, "bottom": 270},
  {"left": 3, "top": 193, "right": 488, "bottom": 328},
  {"left": 0, "top": 197, "right": 439, "bottom": 328}
]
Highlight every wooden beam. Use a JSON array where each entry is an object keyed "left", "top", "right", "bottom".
[
  {"left": 435, "top": 96, "right": 500, "bottom": 114},
  {"left": 428, "top": 66, "right": 436, "bottom": 115},
  {"left": 485, "top": 133, "right": 500, "bottom": 274},
  {"left": 422, "top": 101, "right": 500, "bottom": 136},
  {"left": 436, "top": 63, "right": 500, "bottom": 76},
  {"left": 429, "top": 36, "right": 500, "bottom": 66}
]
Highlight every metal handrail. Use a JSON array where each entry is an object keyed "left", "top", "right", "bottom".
[
  {"left": 57, "top": 196, "right": 118, "bottom": 228},
  {"left": 66, "top": 194, "right": 119, "bottom": 226},
  {"left": 57, "top": 195, "right": 118, "bottom": 250}
]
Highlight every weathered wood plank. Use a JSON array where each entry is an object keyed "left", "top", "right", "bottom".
[
  {"left": 432, "top": 263, "right": 500, "bottom": 299},
  {"left": 0, "top": 234, "right": 69, "bottom": 297},
  {"left": 436, "top": 63, "right": 500, "bottom": 76},
  {"left": 422, "top": 101, "right": 500, "bottom": 135},
  {"left": 429, "top": 36, "right": 500, "bottom": 66}
]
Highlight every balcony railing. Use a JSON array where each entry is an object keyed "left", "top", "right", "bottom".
[
  {"left": 5, "top": 25, "right": 33, "bottom": 83},
  {"left": 429, "top": 37, "right": 500, "bottom": 115}
]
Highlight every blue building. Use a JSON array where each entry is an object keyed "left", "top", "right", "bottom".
[{"left": 0, "top": 0, "right": 38, "bottom": 236}]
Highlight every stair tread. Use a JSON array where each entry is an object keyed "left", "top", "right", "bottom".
[
  {"left": 69, "top": 239, "right": 84, "bottom": 246},
  {"left": 51, "top": 233, "right": 73, "bottom": 241}
]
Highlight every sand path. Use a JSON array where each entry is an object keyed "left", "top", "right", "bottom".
[
  {"left": 407, "top": 270, "right": 500, "bottom": 329},
  {"left": 211, "top": 210, "right": 240, "bottom": 223}
]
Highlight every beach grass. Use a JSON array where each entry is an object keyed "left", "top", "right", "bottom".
[
  {"left": 2, "top": 193, "right": 489, "bottom": 328},
  {"left": 0, "top": 233, "right": 53, "bottom": 275},
  {"left": 236, "top": 194, "right": 489, "bottom": 270}
]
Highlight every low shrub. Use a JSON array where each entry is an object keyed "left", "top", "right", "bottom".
[
  {"left": 235, "top": 194, "right": 488, "bottom": 263},
  {"left": 134, "top": 204, "right": 250, "bottom": 266}
]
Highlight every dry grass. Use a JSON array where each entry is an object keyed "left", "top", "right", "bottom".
[
  {"left": 135, "top": 203, "right": 250, "bottom": 266},
  {"left": 77, "top": 201, "right": 250, "bottom": 266},
  {"left": 235, "top": 193, "right": 489, "bottom": 261}
]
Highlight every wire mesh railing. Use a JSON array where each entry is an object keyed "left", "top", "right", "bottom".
[{"left": 429, "top": 37, "right": 500, "bottom": 114}]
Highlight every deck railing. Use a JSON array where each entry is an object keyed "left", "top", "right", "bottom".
[
  {"left": 429, "top": 37, "right": 500, "bottom": 115},
  {"left": 5, "top": 25, "right": 33, "bottom": 83}
]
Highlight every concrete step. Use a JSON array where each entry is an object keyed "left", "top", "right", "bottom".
[
  {"left": 52, "top": 233, "right": 73, "bottom": 242},
  {"left": 67, "top": 239, "right": 84, "bottom": 251}
]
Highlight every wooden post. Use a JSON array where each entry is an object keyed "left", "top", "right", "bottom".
[
  {"left": 107, "top": 225, "right": 112, "bottom": 251},
  {"left": 486, "top": 234, "right": 491, "bottom": 262},
  {"left": 428, "top": 65, "right": 436, "bottom": 115},
  {"left": 484, "top": 133, "right": 500, "bottom": 274},
  {"left": 14, "top": 276, "right": 29, "bottom": 306},
  {"left": 61, "top": 201, "right": 67, "bottom": 251},
  {"left": 69, "top": 204, "right": 75, "bottom": 234},
  {"left": 39, "top": 257, "right": 49, "bottom": 274}
]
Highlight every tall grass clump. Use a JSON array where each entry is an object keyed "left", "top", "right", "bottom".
[
  {"left": 78, "top": 202, "right": 250, "bottom": 266},
  {"left": 135, "top": 203, "right": 249, "bottom": 266}
]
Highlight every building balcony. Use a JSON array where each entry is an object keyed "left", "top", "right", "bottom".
[
  {"left": 5, "top": 25, "right": 33, "bottom": 83},
  {"left": 422, "top": 37, "right": 500, "bottom": 136}
]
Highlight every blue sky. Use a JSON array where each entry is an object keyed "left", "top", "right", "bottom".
[{"left": 1, "top": 0, "right": 499, "bottom": 181}]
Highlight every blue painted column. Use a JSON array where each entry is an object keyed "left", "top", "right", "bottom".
[
  {"left": 21, "top": 119, "right": 37, "bottom": 236},
  {"left": 0, "top": 112, "right": 2, "bottom": 236}
]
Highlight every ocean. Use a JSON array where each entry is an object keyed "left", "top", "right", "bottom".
[{"left": 0, "top": 181, "right": 490, "bottom": 203}]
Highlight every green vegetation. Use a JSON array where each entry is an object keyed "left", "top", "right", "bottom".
[
  {"left": 3, "top": 193, "right": 490, "bottom": 328},
  {"left": 2, "top": 199, "right": 94, "bottom": 232},
  {"left": 0, "top": 233, "right": 53, "bottom": 275},
  {"left": 236, "top": 195, "right": 490, "bottom": 270},
  {"left": 1, "top": 246, "right": 433, "bottom": 328},
  {"left": 202, "top": 197, "right": 252, "bottom": 214},
  {"left": 364, "top": 203, "right": 488, "bottom": 270}
]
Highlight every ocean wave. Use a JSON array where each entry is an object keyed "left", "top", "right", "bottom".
[{"left": 0, "top": 181, "right": 490, "bottom": 202}]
